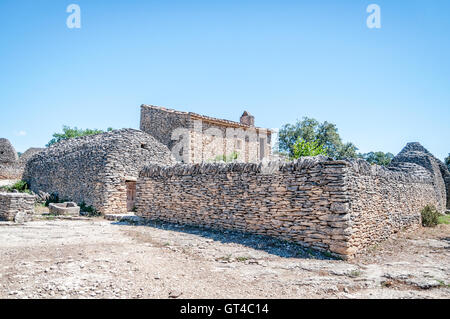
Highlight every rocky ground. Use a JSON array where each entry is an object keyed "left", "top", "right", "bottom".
[{"left": 0, "top": 217, "right": 449, "bottom": 299}]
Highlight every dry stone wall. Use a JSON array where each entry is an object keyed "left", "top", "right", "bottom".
[
  {"left": 136, "top": 156, "right": 441, "bottom": 258},
  {"left": 0, "top": 192, "right": 35, "bottom": 222},
  {"left": 346, "top": 159, "right": 438, "bottom": 253},
  {"left": 24, "top": 129, "right": 175, "bottom": 215}
]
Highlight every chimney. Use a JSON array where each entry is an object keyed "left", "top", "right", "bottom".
[{"left": 240, "top": 111, "right": 255, "bottom": 127}]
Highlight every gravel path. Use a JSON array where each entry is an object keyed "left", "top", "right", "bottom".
[{"left": 0, "top": 218, "right": 449, "bottom": 299}]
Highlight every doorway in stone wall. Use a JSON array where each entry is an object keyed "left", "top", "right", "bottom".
[{"left": 126, "top": 181, "right": 136, "bottom": 212}]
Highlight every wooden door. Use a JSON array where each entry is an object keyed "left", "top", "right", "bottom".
[{"left": 126, "top": 181, "right": 136, "bottom": 212}]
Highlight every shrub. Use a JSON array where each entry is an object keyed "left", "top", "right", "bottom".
[
  {"left": 291, "top": 138, "right": 328, "bottom": 159},
  {"left": 438, "top": 214, "right": 450, "bottom": 225},
  {"left": 358, "top": 151, "right": 394, "bottom": 166},
  {"left": 421, "top": 205, "right": 440, "bottom": 227},
  {"left": 1, "top": 180, "right": 31, "bottom": 194},
  {"left": 210, "top": 151, "right": 239, "bottom": 163},
  {"left": 79, "top": 202, "right": 100, "bottom": 217}
]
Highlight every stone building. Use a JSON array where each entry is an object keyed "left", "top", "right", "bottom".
[
  {"left": 389, "top": 142, "right": 450, "bottom": 210},
  {"left": 0, "top": 140, "right": 47, "bottom": 181},
  {"left": 0, "top": 138, "right": 18, "bottom": 163},
  {"left": 23, "top": 129, "right": 175, "bottom": 214},
  {"left": 0, "top": 138, "right": 22, "bottom": 180},
  {"left": 140, "top": 104, "right": 273, "bottom": 164}
]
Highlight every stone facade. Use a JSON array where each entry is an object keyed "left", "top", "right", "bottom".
[
  {"left": 140, "top": 104, "right": 272, "bottom": 164},
  {"left": 23, "top": 129, "right": 175, "bottom": 215},
  {"left": 135, "top": 154, "right": 441, "bottom": 259},
  {"left": 0, "top": 192, "right": 35, "bottom": 222}
]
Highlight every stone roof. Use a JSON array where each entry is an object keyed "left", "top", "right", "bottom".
[
  {"left": 141, "top": 104, "right": 273, "bottom": 132},
  {"left": 33, "top": 128, "right": 174, "bottom": 164}
]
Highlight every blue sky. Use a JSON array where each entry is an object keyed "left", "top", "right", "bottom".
[{"left": 0, "top": 0, "right": 449, "bottom": 160}]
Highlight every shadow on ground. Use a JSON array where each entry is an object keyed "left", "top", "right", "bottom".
[{"left": 111, "top": 219, "right": 338, "bottom": 261}]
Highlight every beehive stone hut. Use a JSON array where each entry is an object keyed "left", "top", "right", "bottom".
[
  {"left": 0, "top": 138, "right": 18, "bottom": 163},
  {"left": 23, "top": 129, "right": 175, "bottom": 214},
  {"left": 0, "top": 138, "right": 22, "bottom": 180},
  {"left": 389, "top": 142, "right": 449, "bottom": 211},
  {"left": 19, "top": 148, "right": 45, "bottom": 166}
]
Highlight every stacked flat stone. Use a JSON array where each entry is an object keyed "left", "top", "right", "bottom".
[
  {"left": 0, "top": 192, "right": 35, "bottom": 222},
  {"left": 24, "top": 129, "right": 175, "bottom": 215},
  {"left": 346, "top": 158, "right": 438, "bottom": 254},
  {"left": 136, "top": 153, "right": 442, "bottom": 259}
]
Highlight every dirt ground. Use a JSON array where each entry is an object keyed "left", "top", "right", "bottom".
[{"left": 0, "top": 217, "right": 449, "bottom": 299}]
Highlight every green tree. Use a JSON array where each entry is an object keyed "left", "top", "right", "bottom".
[
  {"left": 358, "top": 151, "right": 394, "bottom": 166},
  {"left": 292, "top": 138, "right": 328, "bottom": 159},
  {"left": 445, "top": 153, "right": 450, "bottom": 171},
  {"left": 46, "top": 126, "right": 114, "bottom": 147},
  {"left": 278, "top": 117, "right": 358, "bottom": 159}
]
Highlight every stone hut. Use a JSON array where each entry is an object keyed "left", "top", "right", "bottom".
[
  {"left": 0, "top": 138, "right": 18, "bottom": 163},
  {"left": 23, "top": 129, "right": 175, "bottom": 214},
  {"left": 19, "top": 148, "right": 45, "bottom": 166},
  {"left": 140, "top": 104, "right": 273, "bottom": 164},
  {"left": 389, "top": 142, "right": 449, "bottom": 211},
  {"left": 0, "top": 138, "right": 22, "bottom": 180}
]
